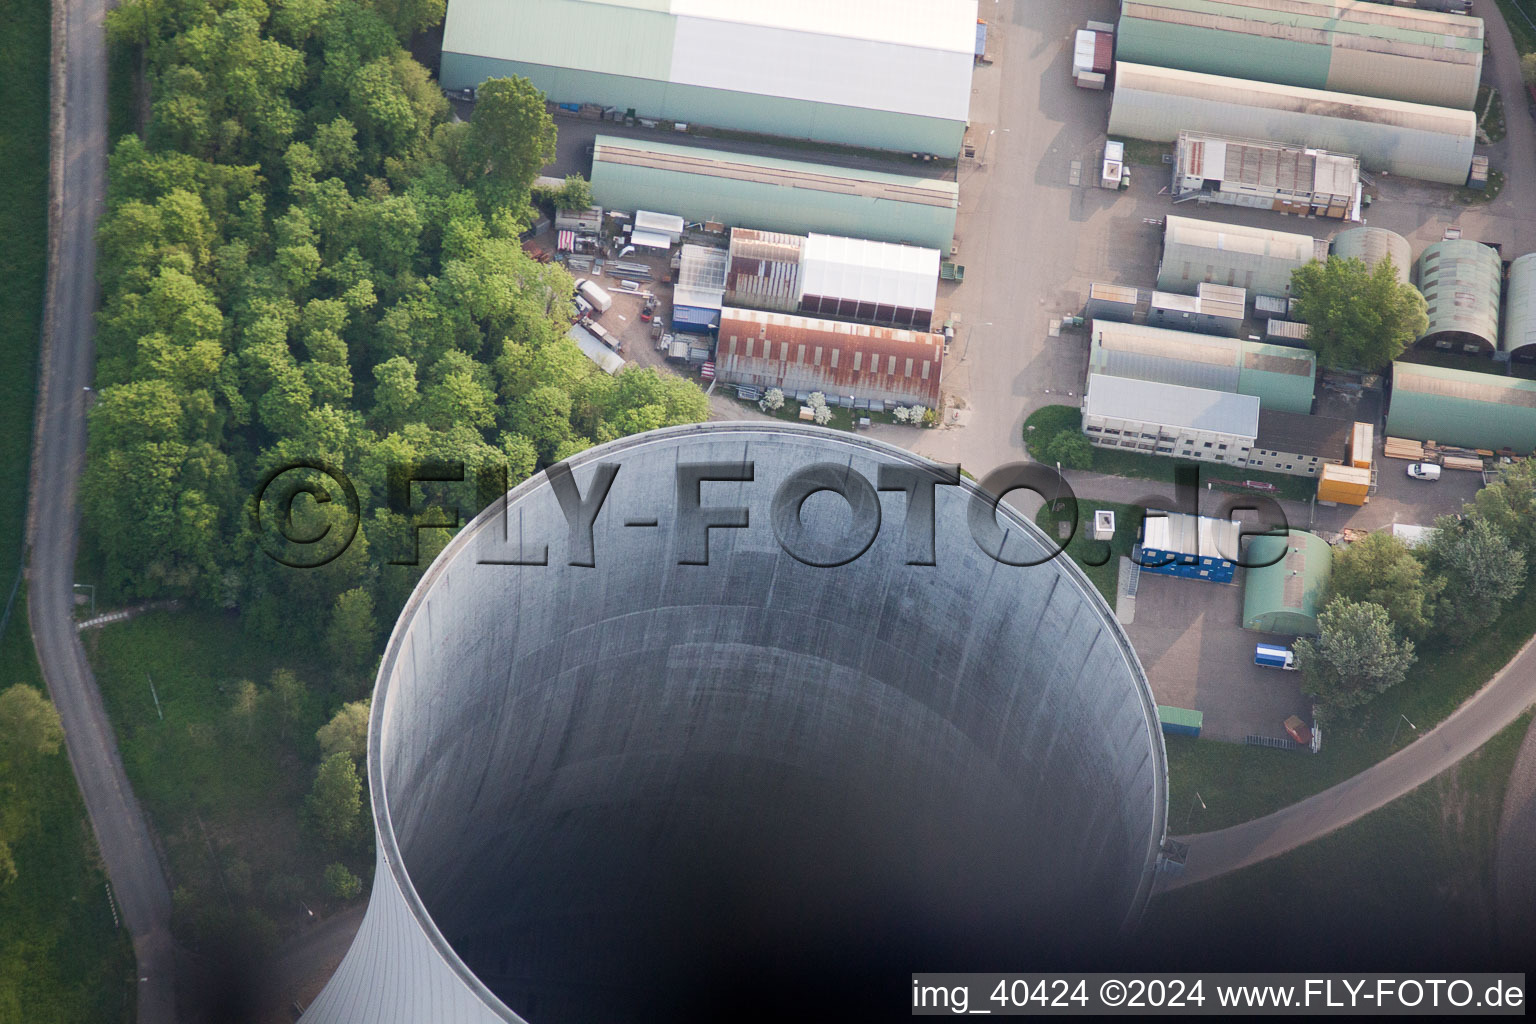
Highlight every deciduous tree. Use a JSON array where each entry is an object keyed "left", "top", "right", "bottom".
[
  {"left": 1325, "top": 531, "right": 1442, "bottom": 639},
  {"left": 1290, "top": 256, "right": 1428, "bottom": 370},
  {"left": 1294, "top": 599, "right": 1416, "bottom": 714}
]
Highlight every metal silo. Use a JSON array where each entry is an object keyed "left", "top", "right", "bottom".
[{"left": 303, "top": 425, "right": 1168, "bottom": 1024}]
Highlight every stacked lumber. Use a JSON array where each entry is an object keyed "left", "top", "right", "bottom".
[
  {"left": 1442, "top": 455, "right": 1485, "bottom": 472},
  {"left": 1383, "top": 437, "right": 1425, "bottom": 460}
]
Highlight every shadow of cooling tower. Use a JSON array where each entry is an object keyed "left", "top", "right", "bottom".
[{"left": 301, "top": 423, "right": 1168, "bottom": 1024}]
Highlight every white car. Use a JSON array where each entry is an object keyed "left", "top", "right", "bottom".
[{"left": 1406, "top": 462, "right": 1441, "bottom": 481}]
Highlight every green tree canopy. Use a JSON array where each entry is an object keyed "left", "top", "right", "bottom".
[
  {"left": 1464, "top": 460, "right": 1536, "bottom": 569},
  {"left": 1290, "top": 256, "right": 1428, "bottom": 370},
  {"left": 1325, "top": 531, "right": 1442, "bottom": 639},
  {"left": 316, "top": 699, "right": 371, "bottom": 760},
  {"left": 463, "top": 76, "right": 556, "bottom": 207},
  {"left": 1425, "top": 515, "right": 1526, "bottom": 635},
  {"left": 1294, "top": 598, "right": 1417, "bottom": 715},
  {"left": 306, "top": 752, "right": 364, "bottom": 846}
]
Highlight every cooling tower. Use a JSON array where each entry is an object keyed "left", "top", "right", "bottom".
[{"left": 303, "top": 424, "right": 1168, "bottom": 1024}]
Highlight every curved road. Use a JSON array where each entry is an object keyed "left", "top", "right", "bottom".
[
  {"left": 27, "top": 0, "right": 176, "bottom": 1019},
  {"left": 1163, "top": 633, "right": 1536, "bottom": 890}
]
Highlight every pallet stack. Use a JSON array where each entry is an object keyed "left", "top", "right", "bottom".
[{"left": 1383, "top": 437, "right": 1425, "bottom": 460}]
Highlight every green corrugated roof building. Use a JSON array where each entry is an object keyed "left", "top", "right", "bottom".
[
  {"left": 590, "top": 135, "right": 959, "bottom": 250},
  {"left": 1116, "top": 0, "right": 1483, "bottom": 109},
  {"left": 1384, "top": 362, "right": 1536, "bottom": 453},
  {"left": 1087, "top": 321, "right": 1316, "bottom": 415},
  {"left": 1242, "top": 530, "right": 1333, "bottom": 636}
]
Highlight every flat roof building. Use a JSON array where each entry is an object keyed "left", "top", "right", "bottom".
[
  {"left": 1088, "top": 319, "right": 1317, "bottom": 415},
  {"left": 1245, "top": 409, "right": 1352, "bottom": 477},
  {"left": 1172, "top": 132, "right": 1360, "bottom": 220},
  {"left": 591, "top": 136, "right": 959, "bottom": 250},
  {"left": 1331, "top": 226, "right": 1413, "bottom": 287},
  {"left": 1115, "top": 0, "right": 1484, "bottom": 109},
  {"left": 1109, "top": 63, "right": 1477, "bottom": 185},
  {"left": 1242, "top": 530, "right": 1334, "bottom": 636},
  {"left": 1157, "top": 215, "right": 1326, "bottom": 299},
  {"left": 714, "top": 307, "right": 944, "bottom": 409},
  {"left": 1414, "top": 239, "right": 1503, "bottom": 354},
  {"left": 1506, "top": 254, "right": 1536, "bottom": 362},
  {"left": 441, "top": 0, "right": 977, "bottom": 155},
  {"left": 1384, "top": 362, "right": 1536, "bottom": 453},
  {"left": 1082, "top": 373, "right": 1259, "bottom": 464}
]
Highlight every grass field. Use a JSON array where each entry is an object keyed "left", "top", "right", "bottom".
[
  {"left": 87, "top": 610, "right": 372, "bottom": 957},
  {"left": 1033, "top": 500, "right": 1143, "bottom": 604},
  {"left": 1494, "top": 0, "right": 1536, "bottom": 55},
  {"left": 1142, "top": 711, "right": 1532, "bottom": 971},
  {"left": 0, "top": 0, "right": 136, "bottom": 1019},
  {"left": 1167, "top": 579, "right": 1536, "bottom": 831}
]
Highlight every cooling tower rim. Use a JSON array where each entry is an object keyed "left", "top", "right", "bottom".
[{"left": 365, "top": 423, "right": 1169, "bottom": 1017}]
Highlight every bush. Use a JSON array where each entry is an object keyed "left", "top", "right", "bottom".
[
  {"left": 1043, "top": 430, "right": 1094, "bottom": 470},
  {"left": 758, "top": 387, "right": 784, "bottom": 413}
]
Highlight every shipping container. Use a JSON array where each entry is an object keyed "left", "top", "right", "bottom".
[
  {"left": 1265, "top": 319, "right": 1311, "bottom": 343},
  {"left": 1158, "top": 705, "right": 1203, "bottom": 738},
  {"left": 1254, "top": 294, "right": 1289, "bottom": 318},
  {"left": 1316, "top": 463, "right": 1371, "bottom": 505},
  {"left": 555, "top": 205, "right": 603, "bottom": 233},
  {"left": 1086, "top": 283, "right": 1139, "bottom": 323},
  {"left": 1254, "top": 644, "right": 1297, "bottom": 670},
  {"left": 1092, "top": 31, "right": 1113, "bottom": 73},
  {"left": 1348, "top": 422, "right": 1374, "bottom": 468}
]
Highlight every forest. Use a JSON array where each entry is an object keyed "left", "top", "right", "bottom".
[{"left": 89, "top": 0, "right": 710, "bottom": 655}]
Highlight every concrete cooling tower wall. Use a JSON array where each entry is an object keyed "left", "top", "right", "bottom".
[{"left": 303, "top": 423, "right": 1169, "bottom": 1024}]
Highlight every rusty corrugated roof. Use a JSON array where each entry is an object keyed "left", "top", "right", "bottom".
[{"left": 716, "top": 307, "right": 943, "bottom": 408}]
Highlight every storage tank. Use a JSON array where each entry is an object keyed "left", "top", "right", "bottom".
[{"left": 303, "top": 425, "right": 1169, "bottom": 1024}]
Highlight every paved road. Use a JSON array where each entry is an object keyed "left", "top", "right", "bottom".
[
  {"left": 27, "top": 0, "right": 177, "bottom": 1018},
  {"left": 1163, "top": 631, "right": 1536, "bottom": 890}
]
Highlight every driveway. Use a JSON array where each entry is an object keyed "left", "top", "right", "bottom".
[{"left": 1123, "top": 571, "right": 1308, "bottom": 742}]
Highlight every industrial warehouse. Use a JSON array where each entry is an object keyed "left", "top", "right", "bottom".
[
  {"left": 589, "top": 136, "right": 960, "bottom": 250},
  {"left": 1156, "top": 215, "right": 1327, "bottom": 298},
  {"left": 1114, "top": 0, "right": 1485, "bottom": 109},
  {"left": 440, "top": 0, "right": 980, "bottom": 155},
  {"left": 712, "top": 307, "right": 945, "bottom": 410},
  {"left": 1108, "top": 63, "right": 1478, "bottom": 184}
]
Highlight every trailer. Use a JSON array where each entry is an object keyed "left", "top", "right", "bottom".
[
  {"left": 576, "top": 279, "right": 613, "bottom": 313},
  {"left": 1254, "top": 644, "right": 1298, "bottom": 671},
  {"left": 1158, "top": 705, "right": 1203, "bottom": 738}
]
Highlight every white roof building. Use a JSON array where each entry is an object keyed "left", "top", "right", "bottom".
[
  {"left": 441, "top": 0, "right": 978, "bottom": 155},
  {"left": 797, "top": 234, "right": 941, "bottom": 331}
]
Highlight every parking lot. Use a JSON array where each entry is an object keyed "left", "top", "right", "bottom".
[{"left": 1123, "top": 572, "right": 1310, "bottom": 743}]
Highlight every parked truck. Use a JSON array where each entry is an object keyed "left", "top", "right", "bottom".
[
  {"left": 575, "top": 278, "right": 613, "bottom": 314},
  {"left": 1254, "top": 643, "right": 1298, "bottom": 671},
  {"left": 584, "top": 318, "right": 622, "bottom": 353}
]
